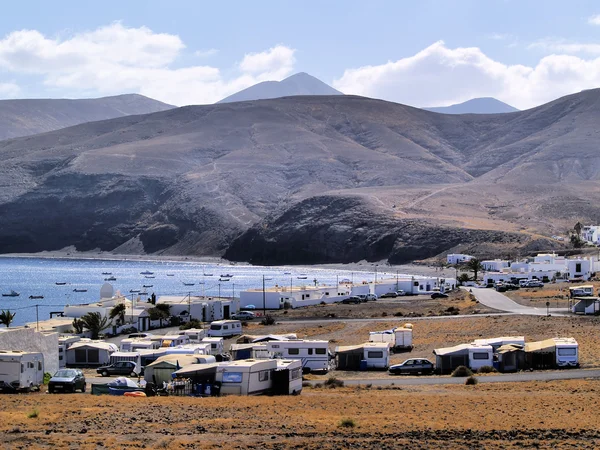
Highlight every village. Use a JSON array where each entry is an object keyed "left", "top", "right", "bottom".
[{"left": 2, "top": 247, "right": 600, "bottom": 400}]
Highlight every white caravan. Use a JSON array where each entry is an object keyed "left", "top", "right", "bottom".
[
  {"left": 468, "top": 345, "right": 494, "bottom": 371},
  {"left": 274, "top": 359, "right": 303, "bottom": 395},
  {"left": 207, "top": 320, "right": 242, "bottom": 338},
  {"left": 554, "top": 338, "right": 579, "bottom": 368},
  {"left": 216, "top": 359, "right": 277, "bottom": 395},
  {"left": 369, "top": 326, "right": 413, "bottom": 351},
  {"left": 178, "top": 329, "right": 206, "bottom": 343},
  {"left": 164, "top": 343, "right": 212, "bottom": 356},
  {"left": 266, "top": 340, "right": 330, "bottom": 373},
  {"left": 120, "top": 338, "right": 161, "bottom": 352},
  {"left": 202, "top": 337, "right": 225, "bottom": 356},
  {"left": 0, "top": 351, "right": 44, "bottom": 392}
]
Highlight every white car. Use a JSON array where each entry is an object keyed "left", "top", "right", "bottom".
[{"left": 231, "top": 311, "right": 256, "bottom": 320}]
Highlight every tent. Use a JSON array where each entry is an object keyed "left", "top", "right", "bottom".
[{"left": 144, "top": 355, "right": 199, "bottom": 385}]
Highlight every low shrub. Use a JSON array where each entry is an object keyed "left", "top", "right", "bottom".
[
  {"left": 313, "top": 383, "right": 323, "bottom": 389},
  {"left": 179, "top": 319, "right": 203, "bottom": 330},
  {"left": 393, "top": 311, "right": 404, "bottom": 317},
  {"left": 43, "top": 372, "right": 52, "bottom": 385},
  {"left": 339, "top": 418, "right": 356, "bottom": 428},
  {"left": 260, "top": 315, "right": 275, "bottom": 326},
  {"left": 302, "top": 381, "right": 312, "bottom": 388},
  {"left": 382, "top": 312, "right": 388, "bottom": 317},
  {"left": 477, "top": 365, "right": 497, "bottom": 374},
  {"left": 324, "top": 376, "right": 344, "bottom": 388},
  {"left": 465, "top": 376, "right": 478, "bottom": 385},
  {"left": 27, "top": 409, "right": 39, "bottom": 419},
  {"left": 451, "top": 366, "right": 473, "bottom": 377}
]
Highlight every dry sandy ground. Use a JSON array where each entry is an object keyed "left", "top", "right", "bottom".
[{"left": 1, "top": 379, "right": 600, "bottom": 449}]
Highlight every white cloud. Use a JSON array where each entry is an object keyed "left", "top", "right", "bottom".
[
  {"left": 0, "top": 82, "right": 19, "bottom": 98},
  {"left": 529, "top": 38, "right": 600, "bottom": 54},
  {"left": 0, "top": 23, "right": 295, "bottom": 105},
  {"left": 194, "top": 48, "right": 219, "bottom": 57},
  {"left": 333, "top": 40, "right": 600, "bottom": 109},
  {"left": 588, "top": 14, "right": 600, "bottom": 25}
]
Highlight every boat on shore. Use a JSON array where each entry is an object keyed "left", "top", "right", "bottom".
[
  {"left": 220, "top": 274, "right": 233, "bottom": 278},
  {"left": 29, "top": 295, "right": 44, "bottom": 299},
  {"left": 145, "top": 276, "right": 155, "bottom": 279},
  {"left": 183, "top": 282, "right": 195, "bottom": 286},
  {"left": 104, "top": 277, "right": 116, "bottom": 281},
  {"left": 55, "top": 282, "right": 67, "bottom": 285},
  {"left": 297, "top": 275, "right": 308, "bottom": 280},
  {"left": 219, "top": 278, "right": 230, "bottom": 282},
  {"left": 73, "top": 288, "right": 87, "bottom": 293},
  {"left": 101, "top": 272, "right": 112, "bottom": 275},
  {"left": 2, "top": 290, "right": 19, "bottom": 297},
  {"left": 140, "top": 271, "right": 154, "bottom": 275},
  {"left": 166, "top": 274, "right": 175, "bottom": 277},
  {"left": 143, "top": 284, "right": 153, "bottom": 288}
]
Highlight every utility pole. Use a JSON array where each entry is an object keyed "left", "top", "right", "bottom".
[
  {"left": 130, "top": 294, "right": 134, "bottom": 325},
  {"left": 36, "top": 304, "right": 39, "bottom": 332},
  {"left": 232, "top": 283, "right": 235, "bottom": 301},
  {"left": 218, "top": 283, "right": 221, "bottom": 300},
  {"left": 188, "top": 292, "right": 192, "bottom": 321},
  {"left": 262, "top": 275, "right": 266, "bottom": 315},
  {"left": 396, "top": 270, "right": 399, "bottom": 292}
]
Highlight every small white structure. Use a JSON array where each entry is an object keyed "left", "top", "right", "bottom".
[
  {"left": 368, "top": 325, "right": 413, "bottom": 351},
  {"left": 66, "top": 341, "right": 118, "bottom": 367},
  {"left": 433, "top": 343, "right": 493, "bottom": 374},
  {"left": 120, "top": 338, "right": 162, "bottom": 352},
  {"left": 581, "top": 226, "right": 600, "bottom": 245},
  {"left": 216, "top": 359, "right": 278, "bottom": 396},
  {"left": 0, "top": 351, "right": 44, "bottom": 392},
  {"left": 164, "top": 343, "right": 211, "bottom": 356},
  {"left": 447, "top": 254, "right": 474, "bottom": 265},
  {"left": 481, "top": 260, "right": 510, "bottom": 272},
  {"left": 58, "top": 335, "right": 81, "bottom": 369},
  {"left": 206, "top": 320, "right": 242, "bottom": 338},
  {"left": 335, "top": 342, "right": 390, "bottom": 370},
  {"left": 202, "top": 337, "right": 225, "bottom": 355},
  {"left": 566, "top": 259, "right": 593, "bottom": 281},
  {"left": 266, "top": 340, "right": 330, "bottom": 373},
  {"left": 178, "top": 329, "right": 206, "bottom": 343}
]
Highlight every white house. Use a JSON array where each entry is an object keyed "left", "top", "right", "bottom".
[
  {"left": 566, "top": 258, "right": 593, "bottom": 281},
  {"left": 447, "top": 254, "right": 474, "bottom": 265},
  {"left": 581, "top": 226, "right": 600, "bottom": 245},
  {"left": 481, "top": 260, "right": 510, "bottom": 272}
]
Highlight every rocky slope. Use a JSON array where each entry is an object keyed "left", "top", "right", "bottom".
[
  {"left": 0, "top": 94, "right": 174, "bottom": 140},
  {"left": 2, "top": 90, "right": 600, "bottom": 262}
]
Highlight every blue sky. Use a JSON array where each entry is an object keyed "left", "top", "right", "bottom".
[{"left": 1, "top": 1, "right": 600, "bottom": 108}]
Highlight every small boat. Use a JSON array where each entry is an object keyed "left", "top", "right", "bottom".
[
  {"left": 2, "top": 290, "right": 19, "bottom": 297},
  {"left": 219, "top": 278, "right": 230, "bottom": 282},
  {"left": 284, "top": 272, "right": 291, "bottom": 275},
  {"left": 145, "top": 276, "right": 155, "bottom": 279},
  {"left": 130, "top": 289, "right": 141, "bottom": 293},
  {"left": 139, "top": 291, "right": 148, "bottom": 296},
  {"left": 105, "top": 277, "right": 116, "bottom": 281},
  {"left": 183, "top": 282, "right": 195, "bottom": 286},
  {"left": 166, "top": 274, "right": 175, "bottom": 277},
  {"left": 203, "top": 273, "right": 213, "bottom": 277},
  {"left": 220, "top": 274, "right": 233, "bottom": 278},
  {"left": 140, "top": 271, "right": 154, "bottom": 275},
  {"left": 29, "top": 295, "right": 44, "bottom": 299},
  {"left": 264, "top": 277, "right": 273, "bottom": 281},
  {"left": 297, "top": 276, "right": 308, "bottom": 280},
  {"left": 55, "top": 282, "right": 67, "bottom": 285},
  {"left": 73, "top": 288, "right": 88, "bottom": 293},
  {"left": 143, "top": 284, "right": 153, "bottom": 288},
  {"left": 101, "top": 272, "right": 112, "bottom": 275}
]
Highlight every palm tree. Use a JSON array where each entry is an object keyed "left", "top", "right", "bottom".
[
  {"left": 0, "top": 310, "right": 16, "bottom": 328},
  {"left": 149, "top": 303, "right": 171, "bottom": 327},
  {"left": 466, "top": 258, "right": 483, "bottom": 281},
  {"left": 80, "top": 312, "right": 111, "bottom": 340},
  {"left": 109, "top": 303, "right": 127, "bottom": 325},
  {"left": 72, "top": 318, "right": 85, "bottom": 334}
]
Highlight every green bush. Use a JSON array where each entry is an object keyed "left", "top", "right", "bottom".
[
  {"left": 179, "top": 319, "right": 203, "bottom": 330},
  {"left": 451, "top": 366, "right": 473, "bottom": 377},
  {"left": 43, "top": 372, "right": 52, "bottom": 385},
  {"left": 477, "top": 365, "right": 497, "bottom": 374},
  {"left": 324, "top": 376, "right": 344, "bottom": 388},
  {"left": 260, "top": 315, "right": 275, "bottom": 326},
  {"left": 465, "top": 376, "right": 478, "bottom": 385},
  {"left": 339, "top": 418, "right": 356, "bottom": 428},
  {"left": 27, "top": 409, "right": 39, "bottom": 419}
]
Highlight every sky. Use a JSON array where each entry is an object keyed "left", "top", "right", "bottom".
[{"left": 2, "top": 1, "right": 600, "bottom": 109}]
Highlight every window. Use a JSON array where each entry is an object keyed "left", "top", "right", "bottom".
[
  {"left": 367, "top": 351, "right": 384, "bottom": 359},
  {"left": 558, "top": 348, "right": 577, "bottom": 356},
  {"left": 224, "top": 326, "right": 229, "bottom": 330},
  {"left": 291, "top": 369, "right": 302, "bottom": 380},
  {"left": 88, "top": 349, "right": 99, "bottom": 363},
  {"left": 315, "top": 348, "right": 326, "bottom": 355},
  {"left": 222, "top": 372, "right": 243, "bottom": 383},
  {"left": 258, "top": 371, "right": 269, "bottom": 382},
  {"left": 28, "top": 362, "right": 34, "bottom": 369},
  {"left": 308, "top": 348, "right": 313, "bottom": 355},
  {"left": 576, "top": 263, "right": 582, "bottom": 273},
  {"left": 75, "top": 349, "right": 86, "bottom": 363},
  {"left": 413, "top": 281, "right": 419, "bottom": 287},
  {"left": 288, "top": 348, "right": 299, "bottom": 355},
  {"left": 21, "top": 363, "right": 24, "bottom": 373},
  {"left": 38, "top": 361, "right": 42, "bottom": 371},
  {"left": 210, "top": 325, "right": 222, "bottom": 330},
  {"left": 472, "top": 352, "right": 490, "bottom": 360},
  {"left": 271, "top": 344, "right": 280, "bottom": 349}
]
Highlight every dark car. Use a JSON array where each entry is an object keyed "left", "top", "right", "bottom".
[
  {"left": 380, "top": 292, "right": 398, "bottom": 298},
  {"left": 96, "top": 361, "right": 139, "bottom": 377},
  {"left": 431, "top": 292, "right": 449, "bottom": 299},
  {"left": 526, "top": 280, "right": 544, "bottom": 288},
  {"left": 342, "top": 296, "right": 361, "bottom": 304},
  {"left": 389, "top": 358, "right": 435, "bottom": 375},
  {"left": 48, "top": 369, "right": 86, "bottom": 393}
]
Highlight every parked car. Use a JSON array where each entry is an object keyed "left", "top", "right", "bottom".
[
  {"left": 389, "top": 358, "right": 435, "bottom": 375},
  {"left": 96, "top": 361, "right": 139, "bottom": 377},
  {"left": 505, "top": 283, "right": 520, "bottom": 290},
  {"left": 342, "top": 296, "right": 362, "bottom": 304},
  {"left": 396, "top": 290, "right": 406, "bottom": 296},
  {"left": 231, "top": 311, "right": 256, "bottom": 320},
  {"left": 48, "top": 369, "right": 86, "bottom": 393},
  {"left": 526, "top": 280, "right": 544, "bottom": 288},
  {"left": 431, "top": 292, "right": 449, "bottom": 299},
  {"left": 355, "top": 294, "right": 368, "bottom": 303},
  {"left": 380, "top": 292, "right": 397, "bottom": 298},
  {"left": 365, "top": 294, "right": 378, "bottom": 301}
]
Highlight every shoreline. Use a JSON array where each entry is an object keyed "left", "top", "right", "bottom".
[{"left": 0, "top": 250, "right": 455, "bottom": 278}]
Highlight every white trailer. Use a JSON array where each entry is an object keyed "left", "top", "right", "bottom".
[
  {"left": 266, "top": 340, "right": 330, "bottom": 373},
  {"left": 207, "top": 320, "right": 242, "bottom": 338},
  {"left": 120, "top": 338, "right": 161, "bottom": 352},
  {"left": 164, "top": 343, "right": 212, "bottom": 356},
  {"left": 554, "top": 338, "right": 579, "bottom": 368},
  {"left": 202, "top": 337, "right": 225, "bottom": 356},
  {"left": 0, "top": 351, "right": 44, "bottom": 392},
  {"left": 178, "top": 329, "right": 206, "bottom": 343},
  {"left": 369, "top": 326, "right": 413, "bottom": 351},
  {"left": 216, "top": 359, "right": 277, "bottom": 395},
  {"left": 468, "top": 345, "right": 494, "bottom": 371},
  {"left": 335, "top": 342, "right": 390, "bottom": 370}
]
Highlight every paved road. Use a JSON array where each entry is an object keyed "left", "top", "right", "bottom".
[
  {"left": 463, "top": 287, "right": 568, "bottom": 316},
  {"left": 307, "top": 368, "right": 600, "bottom": 387}
]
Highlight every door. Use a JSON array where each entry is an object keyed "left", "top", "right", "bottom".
[
  {"left": 224, "top": 305, "right": 230, "bottom": 319},
  {"left": 271, "top": 369, "right": 290, "bottom": 395}
]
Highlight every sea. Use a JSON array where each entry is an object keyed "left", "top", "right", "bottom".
[{"left": 0, "top": 257, "right": 391, "bottom": 326}]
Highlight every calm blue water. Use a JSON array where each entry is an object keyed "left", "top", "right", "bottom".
[{"left": 0, "top": 257, "right": 389, "bottom": 326}]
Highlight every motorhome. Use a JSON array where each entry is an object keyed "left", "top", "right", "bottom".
[
  {"left": 266, "top": 340, "right": 330, "bottom": 373},
  {"left": 0, "top": 351, "right": 44, "bottom": 392},
  {"left": 215, "top": 359, "right": 277, "bottom": 395},
  {"left": 119, "top": 338, "right": 161, "bottom": 352},
  {"left": 569, "top": 285, "right": 594, "bottom": 298},
  {"left": 335, "top": 343, "right": 391, "bottom": 370},
  {"left": 368, "top": 325, "right": 413, "bottom": 351},
  {"left": 202, "top": 337, "right": 225, "bottom": 356},
  {"left": 178, "top": 329, "right": 206, "bottom": 343},
  {"left": 229, "top": 343, "right": 271, "bottom": 360},
  {"left": 207, "top": 320, "right": 242, "bottom": 338},
  {"left": 525, "top": 338, "right": 579, "bottom": 369}
]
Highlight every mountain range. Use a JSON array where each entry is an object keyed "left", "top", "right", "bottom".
[
  {"left": 425, "top": 97, "right": 519, "bottom": 114},
  {"left": 1, "top": 88, "right": 600, "bottom": 263},
  {"left": 218, "top": 72, "right": 342, "bottom": 103},
  {"left": 0, "top": 94, "right": 174, "bottom": 140}
]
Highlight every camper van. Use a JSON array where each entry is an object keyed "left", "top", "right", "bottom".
[
  {"left": 266, "top": 340, "right": 330, "bottom": 373},
  {"left": 201, "top": 337, "right": 225, "bottom": 356},
  {"left": 0, "top": 351, "right": 44, "bottom": 392},
  {"left": 554, "top": 338, "right": 579, "bottom": 368},
  {"left": 369, "top": 326, "right": 413, "bottom": 351},
  {"left": 178, "top": 329, "right": 206, "bottom": 343},
  {"left": 216, "top": 359, "right": 277, "bottom": 395},
  {"left": 207, "top": 320, "right": 242, "bottom": 338}
]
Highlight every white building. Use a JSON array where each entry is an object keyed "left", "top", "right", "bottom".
[
  {"left": 581, "top": 226, "right": 600, "bottom": 245},
  {"left": 157, "top": 296, "right": 238, "bottom": 322},
  {"left": 0, "top": 327, "right": 59, "bottom": 375},
  {"left": 566, "top": 258, "right": 593, "bottom": 281},
  {"left": 480, "top": 260, "right": 510, "bottom": 272},
  {"left": 447, "top": 254, "right": 474, "bottom": 265}
]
